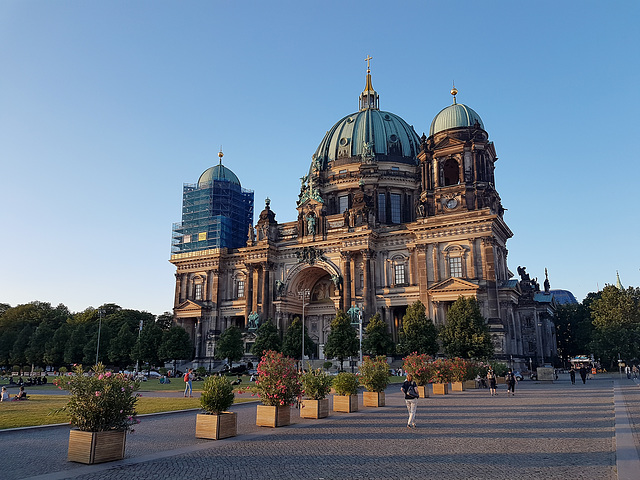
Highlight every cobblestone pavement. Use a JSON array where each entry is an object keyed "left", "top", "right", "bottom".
[{"left": 2, "top": 374, "right": 638, "bottom": 480}]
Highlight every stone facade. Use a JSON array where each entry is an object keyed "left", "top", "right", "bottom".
[{"left": 170, "top": 71, "right": 557, "bottom": 371}]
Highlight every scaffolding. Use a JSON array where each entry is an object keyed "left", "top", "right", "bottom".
[{"left": 172, "top": 180, "right": 254, "bottom": 253}]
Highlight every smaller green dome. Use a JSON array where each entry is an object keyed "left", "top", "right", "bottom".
[
  {"left": 429, "top": 103, "right": 484, "bottom": 137},
  {"left": 198, "top": 164, "right": 240, "bottom": 188}
]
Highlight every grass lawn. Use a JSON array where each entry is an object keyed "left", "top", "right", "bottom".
[{"left": 0, "top": 391, "right": 256, "bottom": 430}]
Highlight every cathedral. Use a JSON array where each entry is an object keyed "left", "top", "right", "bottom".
[{"left": 170, "top": 60, "right": 557, "bottom": 371}]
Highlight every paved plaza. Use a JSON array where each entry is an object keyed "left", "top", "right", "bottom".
[{"left": 2, "top": 373, "right": 639, "bottom": 480}]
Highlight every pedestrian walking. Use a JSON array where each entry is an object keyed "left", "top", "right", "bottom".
[
  {"left": 569, "top": 367, "right": 576, "bottom": 385},
  {"left": 633, "top": 365, "right": 638, "bottom": 379},
  {"left": 487, "top": 368, "right": 497, "bottom": 396},
  {"left": 625, "top": 365, "right": 631, "bottom": 379},
  {"left": 184, "top": 368, "right": 193, "bottom": 397},
  {"left": 579, "top": 366, "right": 587, "bottom": 384},
  {"left": 506, "top": 369, "right": 517, "bottom": 396},
  {"left": 401, "top": 373, "right": 419, "bottom": 428}
]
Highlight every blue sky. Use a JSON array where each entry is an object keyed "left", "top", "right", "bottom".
[{"left": 1, "top": 1, "right": 638, "bottom": 315}]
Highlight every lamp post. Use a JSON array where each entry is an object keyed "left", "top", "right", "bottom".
[
  {"left": 95, "top": 308, "right": 104, "bottom": 366},
  {"left": 135, "top": 319, "right": 143, "bottom": 375},
  {"left": 358, "top": 304, "right": 363, "bottom": 364},
  {"left": 298, "top": 289, "right": 310, "bottom": 371}
]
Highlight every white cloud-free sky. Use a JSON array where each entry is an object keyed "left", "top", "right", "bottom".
[{"left": 1, "top": 1, "right": 638, "bottom": 315}]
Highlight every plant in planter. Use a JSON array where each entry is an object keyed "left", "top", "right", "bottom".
[
  {"left": 196, "top": 375, "right": 236, "bottom": 440},
  {"left": 252, "top": 350, "right": 302, "bottom": 427},
  {"left": 402, "top": 352, "right": 433, "bottom": 397},
  {"left": 358, "top": 356, "right": 390, "bottom": 407},
  {"left": 300, "top": 368, "right": 333, "bottom": 419},
  {"left": 332, "top": 371, "right": 359, "bottom": 412},
  {"left": 449, "top": 357, "right": 473, "bottom": 391},
  {"left": 54, "top": 364, "right": 140, "bottom": 464},
  {"left": 430, "top": 358, "right": 452, "bottom": 395}
]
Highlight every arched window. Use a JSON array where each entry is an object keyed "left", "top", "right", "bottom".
[{"left": 443, "top": 158, "right": 460, "bottom": 186}]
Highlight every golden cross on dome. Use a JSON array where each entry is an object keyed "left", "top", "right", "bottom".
[{"left": 365, "top": 55, "right": 373, "bottom": 72}]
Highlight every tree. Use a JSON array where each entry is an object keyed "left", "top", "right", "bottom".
[
  {"left": 555, "top": 302, "right": 593, "bottom": 366},
  {"left": 108, "top": 324, "right": 136, "bottom": 369},
  {"left": 251, "top": 320, "right": 281, "bottom": 356},
  {"left": 44, "top": 323, "right": 71, "bottom": 368},
  {"left": 281, "top": 317, "right": 315, "bottom": 361},
  {"left": 156, "top": 312, "right": 174, "bottom": 330},
  {"left": 64, "top": 323, "right": 87, "bottom": 365},
  {"left": 397, "top": 301, "right": 438, "bottom": 356},
  {"left": 214, "top": 326, "right": 244, "bottom": 363},
  {"left": 362, "top": 313, "right": 395, "bottom": 356},
  {"left": 10, "top": 325, "right": 32, "bottom": 367},
  {"left": 440, "top": 296, "right": 493, "bottom": 359},
  {"left": 158, "top": 326, "right": 193, "bottom": 374},
  {"left": 132, "top": 322, "right": 164, "bottom": 371},
  {"left": 323, "top": 310, "right": 359, "bottom": 371},
  {"left": 590, "top": 285, "right": 640, "bottom": 369}
]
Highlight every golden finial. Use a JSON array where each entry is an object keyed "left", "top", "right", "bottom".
[
  {"left": 451, "top": 82, "right": 458, "bottom": 104},
  {"left": 365, "top": 55, "right": 373, "bottom": 73},
  {"left": 218, "top": 147, "right": 223, "bottom": 164}
]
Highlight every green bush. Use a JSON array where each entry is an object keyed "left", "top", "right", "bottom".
[
  {"left": 489, "top": 361, "right": 508, "bottom": 377},
  {"left": 302, "top": 368, "right": 333, "bottom": 400},
  {"left": 323, "top": 361, "right": 333, "bottom": 371},
  {"left": 358, "top": 356, "right": 390, "bottom": 392},
  {"left": 58, "top": 366, "right": 68, "bottom": 374},
  {"left": 200, "top": 375, "right": 235, "bottom": 414},
  {"left": 196, "top": 366, "right": 206, "bottom": 377},
  {"left": 333, "top": 372, "right": 359, "bottom": 396}
]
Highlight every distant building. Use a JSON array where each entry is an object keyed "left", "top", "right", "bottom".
[
  {"left": 169, "top": 62, "right": 557, "bottom": 370},
  {"left": 550, "top": 290, "right": 578, "bottom": 305},
  {"left": 171, "top": 151, "right": 254, "bottom": 254}
]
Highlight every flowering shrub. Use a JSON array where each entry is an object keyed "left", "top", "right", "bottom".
[
  {"left": 332, "top": 372, "right": 359, "bottom": 396},
  {"left": 402, "top": 352, "right": 433, "bottom": 386},
  {"left": 302, "top": 368, "right": 333, "bottom": 400},
  {"left": 200, "top": 375, "right": 235, "bottom": 414},
  {"left": 53, "top": 364, "right": 140, "bottom": 432},
  {"left": 252, "top": 350, "right": 302, "bottom": 406},
  {"left": 358, "top": 356, "right": 390, "bottom": 392},
  {"left": 449, "top": 357, "right": 474, "bottom": 382},
  {"left": 430, "top": 358, "right": 452, "bottom": 383}
]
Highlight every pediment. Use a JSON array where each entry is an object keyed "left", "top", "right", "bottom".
[
  {"left": 428, "top": 277, "right": 479, "bottom": 295},
  {"left": 175, "top": 299, "right": 205, "bottom": 314},
  {"left": 432, "top": 136, "right": 466, "bottom": 151}
]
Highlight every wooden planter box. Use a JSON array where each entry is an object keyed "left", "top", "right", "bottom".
[
  {"left": 333, "top": 394, "right": 358, "bottom": 413},
  {"left": 300, "top": 398, "right": 330, "bottom": 419},
  {"left": 417, "top": 385, "right": 429, "bottom": 398},
  {"left": 68, "top": 429, "right": 126, "bottom": 464},
  {"left": 195, "top": 412, "right": 237, "bottom": 440},
  {"left": 451, "top": 381, "right": 465, "bottom": 392},
  {"left": 363, "top": 391, "right": 385, "bottom": 407},
  {"left": 256, "top": 405, "right": 291, "bottom": 427},
  {"left": 432, "top": 383, "right": 449, "bottom": 395},
  {"left": 463, "top": 380, "right": 477, "bottom": 389},
  {"left": 497, "top": 376, "right": 506, "bottom": 384}
]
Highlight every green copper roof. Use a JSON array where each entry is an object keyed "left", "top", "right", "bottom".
[
  {"left": 198, "top": 164, "right": 240, "bottom": 188},
  {"left": 429, "top": 103, "right": 484, "bottom": 136}
]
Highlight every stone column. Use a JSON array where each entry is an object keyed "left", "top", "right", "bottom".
[
  {"left": 432, "top": 243, "right": 440, "bottom": 283},
  {"left": 408, "top": 247, "right": 416, "bottom": 285},
  {"left": 342, "top": 252, "right": 352, "bottom": 310},
  {"left": 468, "top": 239, "right": 477, "bottom": 279},
  {"left": 174, "top": 273, "right": 182, "bottom": 307},
  {"left": 245, "top": 265, "right": 254, "bottom": 327},
  {"left": 261, "top": 262, "right": 271, "bottom": 320},
  {"left": 362, "top": 249, "right": 371, "bottom": 315},
  {"left": 179, "top": 273, "right": 188, "bottom": 303}
]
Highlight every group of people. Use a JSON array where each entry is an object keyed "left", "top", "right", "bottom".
[
  {"left": 569, "top": 365, "right": 590, "bottom": 384},
  {"left": 400, "top": 368, "right": 520, "bottom": 428},
  {"left": 624, "top": 364, "right": 639, "bottom": 380},
  {"left": 1, "top": 385, "right": 28, "bottom": 402}
]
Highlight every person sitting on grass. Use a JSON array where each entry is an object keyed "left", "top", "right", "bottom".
[
  {"left": 1, "top": 386, "right": 9, "bottom": 402},
  {"left": 12, "top": 386, "right": 28, "bottom": 401}
]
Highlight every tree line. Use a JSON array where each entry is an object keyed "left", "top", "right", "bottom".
[
  {"left": 221, "top": 297, "right": 494, "bottom": 369},
  {"left": 555, "top": 285, "right": 640, "bottom": 370},
  {"left": 0, "top": 301, "right": 192, "bottom": 372}
]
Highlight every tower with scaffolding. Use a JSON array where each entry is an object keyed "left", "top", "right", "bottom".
[{"left": 172, "top": 151, "right": 254, "bottom": 253}]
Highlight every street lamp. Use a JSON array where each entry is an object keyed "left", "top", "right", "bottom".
[
  {"left": 95, "top": 308, "right": 104, "bottom": 366},
  {"left": 298, "top": 289, "right": 310, "bottom": 371}
]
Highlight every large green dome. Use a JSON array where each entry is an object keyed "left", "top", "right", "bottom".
[
  {"left": 429, "top": 103, "right": 484, "bottom": 137},
  {"left": 198, "top": 162, "right": 240, "bottom": 188},
  {"left": 314, "top": 109, "right": 421, "bottom": 166}
]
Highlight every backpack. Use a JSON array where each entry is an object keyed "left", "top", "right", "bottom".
[
  {"left": 506, "top": 372, "right": 513, "bottom": 383},
  {"left": 406, "top": 382, "right": 419, "bottom": 399},
  {"left": 184, "top": 372, "right": 190, "bottom": 383}
]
